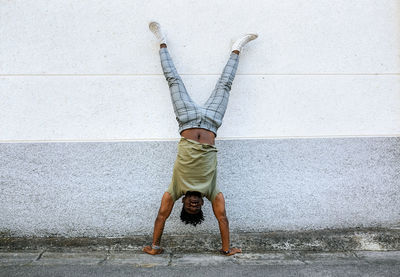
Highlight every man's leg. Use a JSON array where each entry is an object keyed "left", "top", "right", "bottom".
[
  {"left": 202, "top": 51, "right": 240, "bottom": 129},
  {"left": 202, "top": 34, "right": 258, "bottom": 130},
  {"left": 159, "top": 44, "right": 200, "bottom": 125}
]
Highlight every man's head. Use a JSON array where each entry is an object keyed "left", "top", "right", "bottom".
[{"left": 180, "top": 191, "right": 204, "bottom": 226}]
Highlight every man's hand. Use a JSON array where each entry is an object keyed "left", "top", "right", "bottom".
[
  {"left": 143, "top": 245, "right": 164, "bottom": 255},
  {"left": 220, "top": 247, "right": 242, "bottom": 256}
]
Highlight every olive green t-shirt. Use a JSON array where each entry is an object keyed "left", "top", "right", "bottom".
[{"left": 166, "top": 137, "right": 221, "bottom": 202}]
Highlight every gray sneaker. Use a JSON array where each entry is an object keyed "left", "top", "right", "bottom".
[
  {"left": 149, "top": 21, "right": 167, "bottom": 44},
  {"left": 231, "top": 34, "right": 258, "bottom": 52}
]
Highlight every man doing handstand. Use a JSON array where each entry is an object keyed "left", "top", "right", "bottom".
[{"left": 143, "top": 21, "right": 258, "bottom": 256}]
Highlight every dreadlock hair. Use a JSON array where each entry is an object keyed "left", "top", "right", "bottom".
[{"left": 180, "top": 205, "right": 204, "bottom": 226}]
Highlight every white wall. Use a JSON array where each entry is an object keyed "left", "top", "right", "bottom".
[{"left": 0, "top": 0, "right": 399, "bottom": 141}]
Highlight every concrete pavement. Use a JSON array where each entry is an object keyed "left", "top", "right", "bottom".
[
  {"left": 2, "top": 228, "right": 400, "bottom": 275},
  {"left": 1, "top": 250, "right": 400, "bottom": 276}
]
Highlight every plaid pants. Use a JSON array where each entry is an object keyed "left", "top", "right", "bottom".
[{"left": 159, "top": 47, "right": 239, "bottom": 138}]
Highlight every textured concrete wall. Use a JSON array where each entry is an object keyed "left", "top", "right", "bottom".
[
  {"left": 1, "top": 137, "right": 400, "bottom": 237},
  {"left": 0, "top": 0, "right": 399, "bottom": 237}
]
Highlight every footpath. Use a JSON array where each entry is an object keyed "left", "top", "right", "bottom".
[{"left": 1, "top": 227, "right": 400, "bottom": 276}]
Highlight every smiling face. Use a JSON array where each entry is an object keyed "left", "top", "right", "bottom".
[{"left": 182, "top": 191, "right": 204, "bottom": 214}]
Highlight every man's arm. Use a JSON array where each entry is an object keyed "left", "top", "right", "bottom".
[
  {"left": 143, "top": 192, "right": 174, "bottom": 255},
  {"left": 211, "top": 192, "right": 242, "bottom": 256}
]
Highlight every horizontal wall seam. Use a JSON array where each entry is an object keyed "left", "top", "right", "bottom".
[
  {"left": 0, "top": 73, "right": 399, "bottom": 77},
  {"left": 1, "top": 134, "right": 399, "bottom": 143}
]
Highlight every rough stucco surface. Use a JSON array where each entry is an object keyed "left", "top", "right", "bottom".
[{"left": 1, "top": 137, "right": 399, "bottom": 237}]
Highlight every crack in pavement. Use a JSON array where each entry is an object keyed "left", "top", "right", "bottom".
[
  {"left": 35, "top": 248, "right": 47, "bottom": 261},
  {"left": 98, "top": 248, "right": 111, "bottom": 265},
  {"left": 168, "top": 253, "right": 173, "bottom": 266}
]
